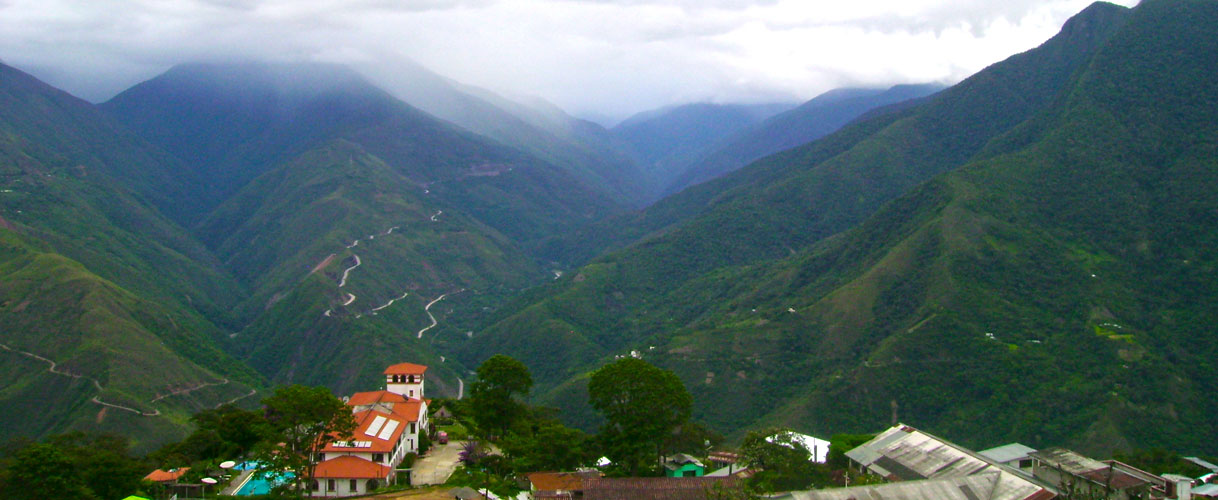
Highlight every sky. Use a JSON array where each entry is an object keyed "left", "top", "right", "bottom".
[{"left": 0, "top": 0, "right": 1138, "bottom": 123}]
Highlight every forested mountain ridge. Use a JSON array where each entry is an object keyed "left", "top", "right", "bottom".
[
  {"left": 103, "top": 62, "right": 628, "bottom": 398},
  {"left": 364, "top": 60, "right": 650, "bottom": 207},
  {"left": 102, "top": 62, "right": 623, "bottom": 240},
  {"left": 0, "top": 63, "right": 262, "bottom": 450},
  {"left": 664, "top": 83, "right": 946, "bottom": 195},
  {"left": 451, "top": 0, "right": 1218, "bottom": 454},
  {"left": 610, "top": 102, "right": 794, "bottom": 195}
]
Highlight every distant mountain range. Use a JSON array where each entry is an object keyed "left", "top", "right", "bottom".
[
  {"left": 457, "top": 0, "right": 1218, "bottom": 455},
  {"left": 6, "top": 0, "right": 1210, "bottom": 459}
]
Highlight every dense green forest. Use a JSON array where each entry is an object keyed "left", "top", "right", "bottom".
[
  {"left": 458, "top": 0, "right": 1218, "bottom": 455},
  {"left": 3, "top": 0, "right": 1218, "bottom": 462}
]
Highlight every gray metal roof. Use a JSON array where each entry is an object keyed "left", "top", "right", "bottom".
[
  {"left": 979, "top": 443, "right": 1037, "bottom": 464},
  {"left": 787, "top": 472, "right": 1054, "bottom": 500},
  {"left": 1187, "top": 457, "right": 1218, "bottom": 472},
  {"left": 1028, "top": 448, "right": 1107, "bottom": 476},
  {"left": 1193, "top": 483, "right": 1218, "bottom": 497},
  {"left": 837, "top": 424, "right": 1053, "bottom": 500}
]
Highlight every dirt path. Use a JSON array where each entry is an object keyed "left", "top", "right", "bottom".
[
  {"left": 214, "top": 388, "right": 258, "bottom": 408},
  {"left": 338, "top": 255, "right": 362, "bottom": 287},
  {"left": 0, "top": 342, "right": 160, "bottom": 416},
  {"left": 370, "top": 291, "right": 409, "bottom": 313},
  {"left": 150, "top": 378, "right": 229, "bottom": 403},
  {"left": 415, "top": 294, "right": 448, "bottom": 339}
]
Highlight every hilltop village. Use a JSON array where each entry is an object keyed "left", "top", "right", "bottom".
[{"left": 123, "top": 359, "right": 1218, "bottom": 500}]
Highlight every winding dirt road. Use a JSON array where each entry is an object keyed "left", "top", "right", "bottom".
[
  {"left": 339, "top": 255, "right": 362, "bottom": 287},
  {"left": 415, "top": 294, "right": 448, "bottom": 339},
  {"left": 0, "top": 342, "right": 159, "bottom": 416}
]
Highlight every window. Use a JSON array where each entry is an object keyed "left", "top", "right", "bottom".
[
  {"left": 350, "top": 479, "right": 358, "bottom": 492},
  {"left": 410, "top": 423, "right": 416, "bottom": 434},
  {"left": 311, "top": 480, "right": 319, "bottom": 491},
  {"left": 367, "top": 480, "right": 379, "bottom": 492},
  {"left": 409, "top": 390, "right": 414, "bottom": 397},
  {"left": 327, "top": 479, "right": 336, "bottom": 492},
  {"left": 373, "top": 453, "right": 384, "bottom": 463}
]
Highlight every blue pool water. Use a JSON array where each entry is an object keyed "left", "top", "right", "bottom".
[{"left": 235, "top": 470, "right": 294, "bottom": 496}]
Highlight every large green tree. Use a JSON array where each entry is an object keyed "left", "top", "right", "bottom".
[
  {"left": 0, "top": 433, "right": 146, "bottom": 500},
  {"left": 258, "top": 385, "right": 356, "bottom": 498},
  {"left": 588, "top": 358, "right": 692, "bottom": 476},
  {"left": 470, "top": 354, "right": 534, "bottom": 438},
  {"left": 739, "top": 428, "right": 824, "bottom": 492}
]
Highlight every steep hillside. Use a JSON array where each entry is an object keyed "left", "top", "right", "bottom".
[
  {"left": 666, "top": 83, "right": 946, "bottom": 194},
  {"left": 199, "top": 140, "right": 542, "bottom": 395},
  {"left": 653, "top": 0, "right": 1218, "bottom": 453},
  {"left": 611, "top": 102, "right": 794, "bottom": 194},
  {"left": 459, "top": 1, "right": 1153, "bottom": 443},
  {"left": 0, "top": 63, "right": 262, "bottom": 449},
  {"left": 364, "top": 60, "right": 649, "bottom": 206},
  {"left": 102, "top": 62, "right": 623, "bottom": 237},
  {"left": 533, "top": 1, "right": 1131, "bottom": 269}
]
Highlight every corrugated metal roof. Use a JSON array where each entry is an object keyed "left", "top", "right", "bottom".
[
  {"left": 837, "top": 424, "right": 1053, "bottom": 500},
  {"left": 788, "top": 472, "right": 1006, "bottom": 500},
  {"left": 979, "top": 443, "right": 1037, "bottom": 464},
  {"left": 1028, "top": 448, "right": 1107, "bottom": 476},
  {"left": 1187, "top": 457, "right": 1218, "bottom": 472}
]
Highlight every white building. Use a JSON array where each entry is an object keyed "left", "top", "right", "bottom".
[{"left": 309, "top": 363, "right": 431, "bottom": 497}]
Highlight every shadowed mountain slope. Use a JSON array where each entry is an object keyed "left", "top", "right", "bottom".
[{"left": 455, "top": 2, "right": 1206, "bottom": 453}]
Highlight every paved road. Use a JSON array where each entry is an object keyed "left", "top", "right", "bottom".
[{"left": 411, "top": 440, "right": 464, "bottom": 485}]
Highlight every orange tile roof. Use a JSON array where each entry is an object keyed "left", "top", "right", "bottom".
[
  {"left": 313, "top": 456, "right": 392, "bottom": 479},
  {"left": 528, "top": 471, "right": 591, "bottom": 492},
  {"left": 319, "top": 410, "right": 406, "bottom": 453},
  {"left": 144, "top": 467, "right": 190, "bottom": 482},
  {"left": 389, "top": 399, "right": 424, "bottom": 422},
  {"left": 348, "top": 390, "right": 409, "bottom": 406},
  {"left": 384, "top": 362, "right": 428, "bottom": 375}
]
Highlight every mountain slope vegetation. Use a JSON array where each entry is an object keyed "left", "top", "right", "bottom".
[
  {"left": 452, "top": 0, "right": 1218, "bottom": 454},
  {"left": 0, "top": 63, "right": 262, "bottom": 450},
  {"left": 665, "top": 83, "right": 946, "bottom": 195},
  {"left": 611, "top": 102, "right": 794, "bottom": 196}
]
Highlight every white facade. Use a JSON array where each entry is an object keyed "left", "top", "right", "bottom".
[
  {"left": 386, "top": 373, "right": 424, "bottom": 399},
  {"left": 311, "top": 477, "right": 388, "bottom": 497}
]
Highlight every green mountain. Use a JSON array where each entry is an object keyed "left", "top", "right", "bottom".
[
  {"left": 102, "top": 62, "right": 625, "bottom": 396},
  {"left": 102, "top": 62, "right": 625, "bottom": 231},
  {"left": 203, "top": 139, "right": 543, "bottom": 395},
  {"left": 0, "top": 63, "right": 262, "bottom": 450},
  {"left": 364, "top": 59, "right": 650, "bottom": 207},
  {"left": 452, "top": 0, "right": 1218, "bottom": 454},
  {"left": 664, "top": 83, "right": 946, "bottom": 195},
  {"left": 611, "top": 102, "right": 795, "bottom": 195}
]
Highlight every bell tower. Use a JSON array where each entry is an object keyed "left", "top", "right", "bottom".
[{"left": 384, "top": 362, "right": 427, "bottom": 399}]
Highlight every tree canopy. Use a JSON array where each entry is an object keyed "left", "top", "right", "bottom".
[
  {"left": 470, "top": 354, "right": 534, "bottom": 438},
  {"left": 258, "top": 385, "right": 355, "bottom": 498},
  {"left": 588, "top": 358, "right": 692, "bottom": 476}
]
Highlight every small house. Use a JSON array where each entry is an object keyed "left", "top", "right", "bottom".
[{"left": 664, "top": 453, "right": 705, "bottom": 477}]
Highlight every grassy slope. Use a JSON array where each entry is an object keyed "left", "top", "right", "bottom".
[
  {"left": 541, "top": 0, "right": 1218, "bottom": 454},
  {"left": 0, "top": 229, "right": 260, "bottom": 452},
  {"left": 664, "top": 84, "right": 946, "bottom": 195},
  {"left": 0, "top": 63, "right": 264, "bottom": 449},
  {"left": 461, "top": 1, "right": 1134, "bottom": 394},
  {"left": 103, "top": 63, "right": 622, "bottom": 249},
  {"left": 199, "top": 140, "right": 544, "bottom": 396}
]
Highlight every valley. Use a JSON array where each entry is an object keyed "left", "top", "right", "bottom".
[{"left": 1, "top": 0, "right": 1217, "bottom": 465}]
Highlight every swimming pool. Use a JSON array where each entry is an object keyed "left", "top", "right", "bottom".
[{"left": 234, "top": 470, "right": 295, "bottom": 496}]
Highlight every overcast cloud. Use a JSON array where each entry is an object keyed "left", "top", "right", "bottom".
[{"left": 0, "top": 0, "right": 1138, "bottom": 121}]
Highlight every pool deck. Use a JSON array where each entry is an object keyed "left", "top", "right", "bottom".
[{"left": 222, "top": 469, "right": 255, "bottom": 495}]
